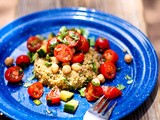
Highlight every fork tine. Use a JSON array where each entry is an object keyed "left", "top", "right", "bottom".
[
  {"left": 99, "top": 100, "right": 111, "bottom": 115},
  {"left": 95, "top": 98, "right": 108, "bottom": 113},
  {"left": 104, "top": 101, "right": 117, "bottom": 119},
  {"left": 89, "top": 95, "right": 105, "bottom": 111}
]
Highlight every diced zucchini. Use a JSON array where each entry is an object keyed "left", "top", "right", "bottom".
[
  {"left": 64, "top": 99, "right": 79, "bottom": 114},
  {"left": 37, "top": 45, "right": 47, "bottom": 57},
  {"left": 60, "top": 90, "right": 74, "bottom": 102}
]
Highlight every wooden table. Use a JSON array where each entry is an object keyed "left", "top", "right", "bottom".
[{"left": 0, "top": 0, "right": 159, "bottom": 120}]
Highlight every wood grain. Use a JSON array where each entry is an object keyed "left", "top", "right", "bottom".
[{"left": 1, "top": 0, "right": 160, "bottom": 120}]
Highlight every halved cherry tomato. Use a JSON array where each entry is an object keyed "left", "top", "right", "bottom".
[
  {"left": 76, "top": 35, "right": 90, "bottom": 53},
  {"left": 71, "top": 53, "right": 84, "bottom": 63},
  {"left": 46, "top": 86, "right": 60, "bottom": 105},
  {"left": 28, "top": 82, "right": 44, "bottom": 99},
  {"left": 54, "top": 44, "right": 73, "bottom": 62},
  {"left": 27, "top": 36, "right": 43, "bottom": 52},
  {"left": 47, "top": 37, "right": 59, "bottom": 53},
  {"left": 103, "top": 49, "right": 119, "bottom": 64},
  {"left": 100, "top": 61, "right": 116, "bottom": 80},
  {"left": 16, "top": 55, "right": 30, "bottom": 69},
  {"left": 94, "top": 37, "right": 110, "bottom": 53},
  {"left": 102, "top": 86, "right": 122, "bottom": 99},
  {"left": 5, "top": 66, "right": 24, "bottom": 82},
  {"left": 64, "top": 30, "right": 81, "bottom": 47},
  {"left": 85, "top": 82, "right": 103, "bottom": 101}
]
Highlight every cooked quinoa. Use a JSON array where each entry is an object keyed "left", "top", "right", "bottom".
[{"left": 34, "top": 47, "right": 100, "bottom": 90}]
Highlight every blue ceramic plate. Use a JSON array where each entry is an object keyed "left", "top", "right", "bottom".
[{"left": 0, "top": 8, "right": 158, "bottom": 120}]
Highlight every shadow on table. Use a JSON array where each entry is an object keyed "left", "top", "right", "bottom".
[{"left": 121, "top": 81, "right": 159, "bottom": 120}]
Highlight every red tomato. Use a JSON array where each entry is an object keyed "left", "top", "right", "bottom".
[
  {"left": 47, "top": 37, "right": 59, "bottom": 53},
  {"left": 5, "top": 66, "right": 24, "bottom": 82},
  {"left": 64, "top": 31, "right": 81, "bottom": 47},
  {"left": 28, "top": 82, "right": 44, "bottom": 99},
  {"left": 71, "top": 53, "right": 84, "bottom": 63},
  {"left": 103, "top": 49, "right": 119, "bottom": 63},
  {"left": 27, "top": 36, "right": 43, "bottom": 52},
  {"left": 54, "top": 44, "right": 73, "bottom": 62},
  {"left": 76, "top": 35, "right": 90, "bottom": 53},
  {"left": 102, "top": 86, "right": 122, "bottom": 99},
  {"left": 46, "top": 86, "right": 60, "bottom": 105},
  {"left": 94, "top": 37, "right": 110, "bottom": 53},
  {"left": 85, "top": 83, "right": 103, "bottom": 101},
  {"left": 100, "top": 62, "right": 116, "bottom": 80},
  {"left": 16, "top": 55, "right": 30, "bottom": 69}
]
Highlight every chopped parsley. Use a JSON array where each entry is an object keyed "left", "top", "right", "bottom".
[
  {"left": 78, "top": 87, "right": 86, "bottom": 97},
  {"left": 44, "top": 62, "right": 52, "bottom": 67},
  {"left": 117, "top": 84, "right": 126, "bottom": 90}
]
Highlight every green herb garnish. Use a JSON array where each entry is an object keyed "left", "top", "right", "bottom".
[
  {"left": 88, "top": 37, "right": 95, "bottom": 46},
  {"left": 28, "top": 51, "right": 36, "bottom": 63},
  {"left": 44, "top": 62, "right": 52, "bottom": 67},
  {"left": 117, "top": 84, "right": 126, "bottom": 90},
  {"left": 127, "top": 79, "right": 134, "bottom": 84},
  {"left": 78, "top": 87, "right": 86, "bottom": 97}
]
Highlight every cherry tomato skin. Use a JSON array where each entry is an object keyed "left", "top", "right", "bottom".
[
  {"left": 71, "top": 53, "right": 84, "bottom": 63},
  {"left": 94, "top": 37, "right": 110, "bottom": 53},
  {"left": 47, "top": 37, "right": 59, "bottom": 53},
  {"left": 16, "top": 55, "right": 30, "bottom": 69},
  {"left": 102, "top": 86, "right": 122, "bottom": 99},
  {"left": 46, "top": 86, "right": 60, "bottom": 105},
  {"left": 100, "top": 62, "right": 116, "bottom": 80},
  {"left": 54, "top": 44, "right": 73, "bottom": 63},
  {"left": 27, "top": 36, "right": 43, "bottom": 52},
  {"left": 5, "top": 66, "right": 24, "bottom": 82},
  {"left": 85, "top": 83, "right": 103, "bottom": 101},
  {"left": 28, "top": 82, "right": 44, "bottom": 99},
  {"left": 103, "top": 49, "right": 119, "bottom": 64},
  {"left": 76, "top": 35, "right": 90, "bottom": 53},
  {"left": 65, "top": 31, "right": 81, "bottom": 47}
]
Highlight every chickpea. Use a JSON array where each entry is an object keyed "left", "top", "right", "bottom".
[
  {"left": 4, "top": 57, "right": 14, "bottom": 66},
  {"left": 51, "top": 63, "right": 59, "bottom": 74},
  {"left": 62, "top": 65, "right": 71, "bottom": 74},
  {"left": 51, "top": 57, "right": 59, "bottom": 64},
  {"left": 124, "top": 54, "right": 132, "bottom": 63},
  {"left": 97, "top": 74, "right": 105, "bottom": 83},
  {"left": 71, "top": 63, "right": 82, "bottom": 71},
  {"left": 91, "top": 78, "right": 100, "bottom": 86}
]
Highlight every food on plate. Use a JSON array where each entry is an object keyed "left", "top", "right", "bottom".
[
  {"left": 103, "top": 49, "right": 119, "bottom": 64},
  {"left": 27, "top": 36, "right": 43, "bottom": 52},
  {"left": 64, "top": 99, "right": 79, "bottom": 113},
  {"left": 16, "top": 55, "right": 30, "bottom": 69},
  {"left": 28, "top": 82, "right": 44, "bottom": 99},
  {"left": 5, "top": 66, "right": 24, "bottom": 82},
  {"left": 4, "top": 57, "right": 14, "bottom": 66},
  {"left": 102, "top": 86, "right": 122, "bottom": 99},
  {"left": 46, "top": 86, "right": 60, "bottom": 105},
  {"left": 4, "top": 26, "right": 125, "bottom": 114},
  {"left": 124, "top": 53, "right": 133, "bottom": 63},
  {"left": 34, "top": 47, "right": 100, "bottom": 90},
  {"left": 94, "top": 37, "right": 110, "bottom": 53},
  {"left": 60, "top": 90, "right": 74, "bottom": 102},
  {"left": 100, "top": 61, "right": 116, "bottom": 80}
]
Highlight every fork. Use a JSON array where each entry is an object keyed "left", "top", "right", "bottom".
[{"left": 83, "top": 95, "right": 117, "bottom": 120}]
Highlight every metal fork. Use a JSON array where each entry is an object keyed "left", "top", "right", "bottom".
[{"left": 83, "top": 95, "right": 117, "bottom": 120}]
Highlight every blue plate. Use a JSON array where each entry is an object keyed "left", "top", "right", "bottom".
[{"left": 0, "top": 8, "right": 158, "bottom": 120}]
